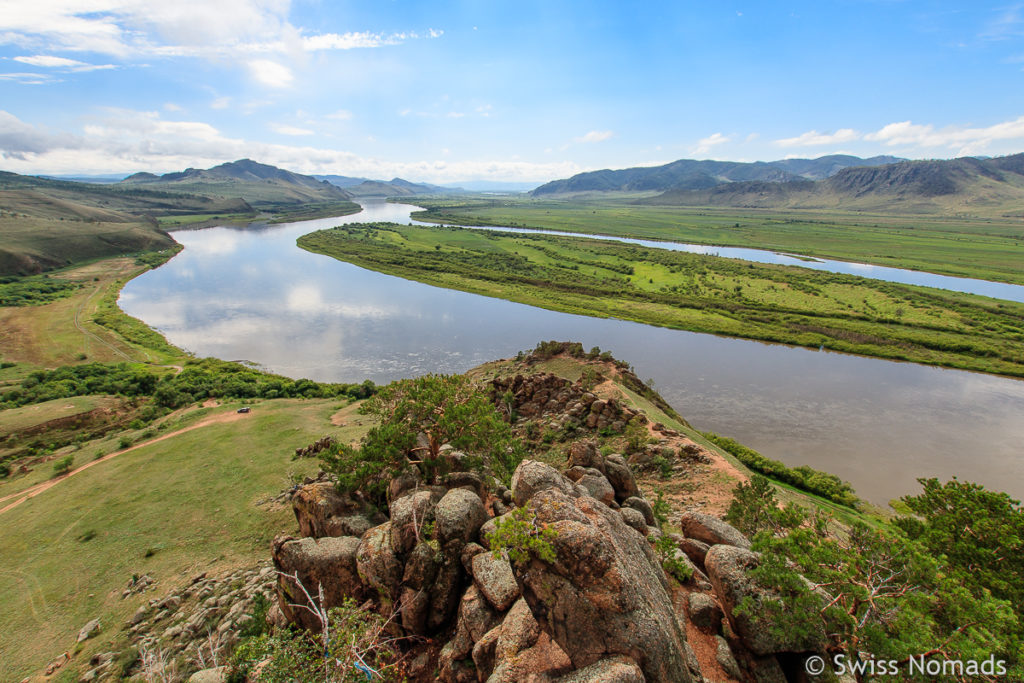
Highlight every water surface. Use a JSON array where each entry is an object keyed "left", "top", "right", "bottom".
[{"left": 120, "top": 201, "right": 1024, "bottom": 505}]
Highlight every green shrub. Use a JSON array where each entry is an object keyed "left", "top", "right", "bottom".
[
  {"left": 51, "top": 454, "right": 74, "bottom": 477},
  {"left": 486, "top": 506, "right": 557, "bottom": 564}
]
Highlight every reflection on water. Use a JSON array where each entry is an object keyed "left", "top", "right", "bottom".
[{"left": 120, "top": 201, "right": 1024, "bottom": 504}]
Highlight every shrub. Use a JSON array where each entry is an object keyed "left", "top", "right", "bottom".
[
  {"left": 52, "top": 454, "right": 74, "bottom": 477},
  {"left": 486, "top": 506, "right": 557, "bottom": 564}
]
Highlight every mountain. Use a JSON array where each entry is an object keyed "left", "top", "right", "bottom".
[
  {"left": 345, "top": 177, "right": 458, "bottom": 197},
  {"left": 642, "top": 154, "right": 1024, "bottom": 214},
  {"left": 441, "top": 180, "right": 537, "bottom": 192},
  {"left": 530, "top": 154, "right": 905, "bottom": 196},
  {"left": 314, "top": 174, "right": 370, "bottom": 188},
  {"left": 121, "top": 159, "right": 352, "bottom": 206}
]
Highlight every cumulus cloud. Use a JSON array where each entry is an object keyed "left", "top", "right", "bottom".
[
  {"left": 774, "top": 128, "right": 859, "bottom": 147},
  {"left": 247, "top": 59, "right": 293, "bottom": 88},
  {"left": 0, "top": 108, "right": 582, "bottom": 182},
  {"left": 325, "top": 109, "right": 352, "bottom": 120},
  {"left": 865, "top": 116, "right": 1024, "bottom": 156},
  {"left": 574, "top": 130, "right": 613, "bottom": 143},
  {"left": 691, "top": 132, "right": 730, "bottom": 155},
  {"left": 270, "top": 123, "right": 313, "bottom": 136},
  {"left": 14, "top": 55, "right": 115, "bottom": 71}
]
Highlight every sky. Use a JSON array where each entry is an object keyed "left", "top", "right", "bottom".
[{"left": 1, "top": 1, "right": 1024, "bottom": 183}]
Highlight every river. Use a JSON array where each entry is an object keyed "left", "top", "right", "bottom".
[{"left": 120, "top": 200, "right": 1024, "bottom": 505}]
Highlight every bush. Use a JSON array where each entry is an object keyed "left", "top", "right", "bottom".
[
  {"left": 486, "top": 506, "right": 557, "bottom": 564},
  {"left": 51, "top": 454, "right": 74, "bottom": 477}
]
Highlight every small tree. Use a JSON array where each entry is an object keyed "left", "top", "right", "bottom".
[{"left": 321, "top": 374, "right": 523, "bottom": 503}]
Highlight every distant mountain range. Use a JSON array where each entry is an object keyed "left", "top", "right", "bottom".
[
  {"left": 531, "top": 154, "right": 905, "bottom": 196},
  {"left": 315, "top": 176, "right": 461, "bottom": 197}
]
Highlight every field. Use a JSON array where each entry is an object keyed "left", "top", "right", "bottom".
[
  {"left": 298, "top": 222, "right": 1024, "bottom": 378},
  {"left": 0, "top": 397, "right": 371, "bottom": 681},
  {"left": 408, "top": 196, "right": 1024, "bottom": 285}
]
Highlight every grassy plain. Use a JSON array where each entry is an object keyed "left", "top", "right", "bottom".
[
  {"left": 299, "top": 223, "right": 1024, "bottom": 378},
  {"left": 408, "top": 196, "right": 1024, "bottom": 285},
  {"left": 0, "top": 397, "right": 371, "bottom": 681}
]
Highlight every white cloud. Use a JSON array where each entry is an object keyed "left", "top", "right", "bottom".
[
  {"left": 13, "top": 55, "right": 115, "bottom": 71},
  {"left": 247, "top": 59, "right": 293, "bottom": 88},
  {"left": 446, "top": 111, "right": 465, "bottom": 118},
  {"left": 164, "top": 102, "right": 183, "bottom": 112},
  {"left": 865, "top": 116, "right": 1024, "bottom": 156},
  {"left": 774, "top": 128, "right": 860, "bottom": 147},
  {"left": 302, "top": 31, "right": 399, "bottom": 51},
  {"left": 0, "top": 108, "right": 584, "bottom": 183},
  {"left": 0, "top": 72, "right": 61, "bottom": 85},
  {"left": 271, "top": 123, "right": 313, "bottom": 136},
  {"left": 325, "top": 109, "right": 352, "bottom": 120},
  {"left": 210, "top": 96, "right": 231, "bottom": 110},
  {"left": 691, "top": 132, "right": 730, "bottom": 155},
  {"left": 574, "top": 130, "right": 613, "bottom": 143}
]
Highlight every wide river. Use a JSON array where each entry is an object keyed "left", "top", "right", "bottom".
[{"left": 121, "top": 200, "right": 1024, "bottom": 505}]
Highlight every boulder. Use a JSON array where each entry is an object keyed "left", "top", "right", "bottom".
[
  {"left": 77, "top": 618, "right": 101, "bottom": 643},
  {"left": 620, "top": 497, "right": 655, "bottom": 526},
  {"left": 686, "top": 592, "right": 724, "bottom": 633},
  {"left": 390, "top": 489, "right": 442, "bottom": 554},
  {"left": 472, "top": 551, "right": 520, "bottom": 612},
  {"left": 618, "top": 507, "right": 648, "bottom": 536},
  {"left": 461, "top": 542, "right": 487, "bottom": 574},
  {"left": 567, "top": 440, "right": 605, "bottom": 474},
  {"left": 435, "top": 488, "right": 488, "bottom": 545},
  {"left": 187, "top": 667, "right": 226, "bottom": 682},
  {"left": 389, "top": 470, "right": 422, "bottom": 503},
  {"left": 355, "top": 523, "right": 403, "bottom": 604},
  {"left": 291, "top": 482, "right": 383, "bottom": 538},
  {"left": 602, "top": 455, "right": 639, "bottom": 502},
  {"left": 472, "top": 625, "right": 501, "bottom": 680},
  {"left": 487, "top": 632, "right": 573, "bottom": 683},
  {"left": 272, "top": 534, "right": 363, "bottom": 631},
  {"left": 428, "top": 541, "right": 466, "bottom": 631},
  {"left": 678, "top": 537, "right": 710, "bottom": 568},
  {"left": 400, "top": 542, "right": 441, "bottom": 634},
  {"left": 552, "top": 655, "right": 645, "bottom": 683},
  {"left": 512, "top": 477, "right": 693, "bottom": 683},
  {"left": 705, "top": 545, "right": 825, "bottom": 656},
  {"left": 511, "top": 460, "right": 578, "bottom": 507},
  {"left": 578, "top": 472, "right": 616, "bottom": 507},
  {"left": 680, "top": 512, "right": 751, "bottom": 549},
  {"left": 715, "top": 636, "right": 743, "bottom": 680}
]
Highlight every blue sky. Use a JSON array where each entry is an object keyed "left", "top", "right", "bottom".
[{"left": 1, "top": 1, "right": 1023, "bottom": 182}]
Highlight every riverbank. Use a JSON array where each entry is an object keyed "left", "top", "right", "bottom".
[
  {"left": 298, "top": 222, "right": 1024, "bottom": 379},
  {"left": 407, "top": 197, "right": 1024, "bottom": 286}
]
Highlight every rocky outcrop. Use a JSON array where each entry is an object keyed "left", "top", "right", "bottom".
[
  {"left": 272, "top": 534, "right": 363, "bottom": 631},
  {"left": 512, "top": 462, "right": 693, "bottom": 683},
  {"left": 705, "top": 544, "right": 825, "bottom": 656},
  {"left": 291, "top": 481, "right": 384, "bottom": 538},
  {"left": 490, "top": 374, "right": 643, "bottom": 434},
  {"left": 680, "top": 511, "right": 751, "bottom": 549}
]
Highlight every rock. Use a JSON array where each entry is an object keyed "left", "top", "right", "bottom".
[
  {"left": 496, "top": 598, "right": 542, "bottom": 661},
  {"left": 618, "top": 507, "right": 648, "bottom": 535},
  {"left": 473, "top": 625, "right": 501, "bottom": 680},
  {"left": 552, "top": 655, "right": 645, "bottom": 682},
  {"left": 355, "top": 523, "right": 404, "bottom": 604},
  {"left": 750, "top": 656, "right": 788, "bottom": 683},
  {"left": 390, "top": 489, "right": 442, "bottom": 554},
  {"left": 567, "top": 440, "right": 605, "bottom": 473},
  {"left": 715, "top": 636, "right": 743, "bottom": 680},
  {"left": 399, "top": 542, "right": 441, "bottom": 634},
  {"left": 680, "top": 512, "right": 751, "bottom": 549},
  {"left": 488, "top": 632, "right": 572, "bottom": 683},
  {"left": 565, "top": 466, "right": 589, "bottom": 482},
  {"left": 705, "top": 545, "right": 825, "bottom": 656},
  {"left": 445, "top": 471, "right": 488, "bottom": 498},
  {"left": 428, "top": 541, "right": 466, "bottom": 631},
  {"left": 512, "top": 477, "right": 692, "bottom": 683},
  {"left": 45, "top": 652, "right": 69, "bottom": 675},
  {"left": 511, "top": 460, "right": 578, "bottom": 507},
  {"left": 578, "top": 472, "right": 616, "bottom": 507},
  {"left": 686, "top": 592, "right": 724, "bottom": 633},
  {"left": 461, "top": 541, "right": 487, "bottom": 574},
  {"left": 389, "top": 470, "right": 422, "bottom": 502},
  {"left": 187, "top": 667, "right": 226, "bottom": 683},
  {"left": 291, "top": 482, "right": 384, "bottom": 538},
  {"left": 620, "top": 497, "right": 655, "bottom": 526},
  {"left": 129, "top": 605, "right": 149, "bottom": 625},
  {"left": 77, "top": 618, "right": 101, "bottom": 643},
  {"left": 460, "top": 585, "right": 502, "bottom": 648},
  {"left": 472, "top": 551, "right": 521, "bottom": 612},
  {"left": 479, "top": 516, "right": 500, "bottom": 549},
  {"left": 678, "top": 537, "right": 710, "bottom": 568},
  {"left": 272, "top": 535, "right": 363, "bottom": 631},
  {"left": 435, "top": 488, "right": 488, "bottom": 545},
  {"left": 602, "top": 455, "right": 639, "bottom": 502}
]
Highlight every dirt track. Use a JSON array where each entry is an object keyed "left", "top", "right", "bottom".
[{"left": 0, "top": 409, "right": 249, "bottom": 516}]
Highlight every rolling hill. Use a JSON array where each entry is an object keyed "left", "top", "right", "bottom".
[
  {"left": 530, "top": 154, "right": 903, "bottom": 196},
  {"left": 122, "top": 158, "right": 354, "bottom": 206}
]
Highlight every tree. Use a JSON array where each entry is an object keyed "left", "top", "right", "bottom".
[{"left": 321, "top": 374, "right": 523, "bottom": 504}]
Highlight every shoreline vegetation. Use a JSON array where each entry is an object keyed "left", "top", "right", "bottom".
[
  {"left": 403, "top": 196, "right": 1024, "bottom": 287},
  {"left": 298, "top": 222, "right": 1024, "bottom": 379}
]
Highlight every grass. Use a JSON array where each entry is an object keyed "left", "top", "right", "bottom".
[
  {"left": 0, "top": 395, "right": 119, "bottom": 433},
  {"left": 0, "top": 397, "right": 372, "bottom": 681},
  {"left": 407, "top": 196, "right": 1024, "bottom": 286},
  {"left": 298, "top": 222, "right": 1024, "bottom": 379},
  {"left": 0, "top": 256, "right": 187, "bottom": 368}
]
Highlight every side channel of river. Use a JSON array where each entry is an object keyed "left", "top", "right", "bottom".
[{"left": 120, "top": 200, "right": 1024, "bottom": 505}]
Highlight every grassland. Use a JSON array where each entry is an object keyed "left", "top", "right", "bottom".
[
  {"left": 408, "top": 196, "right": 1024, "bottom": 286},
  {"left": 0, "top": 397, "right": 372, "bottom": 681},
  {"left": 298, "top": 222, "right": 1024, "bottom": 378}
]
